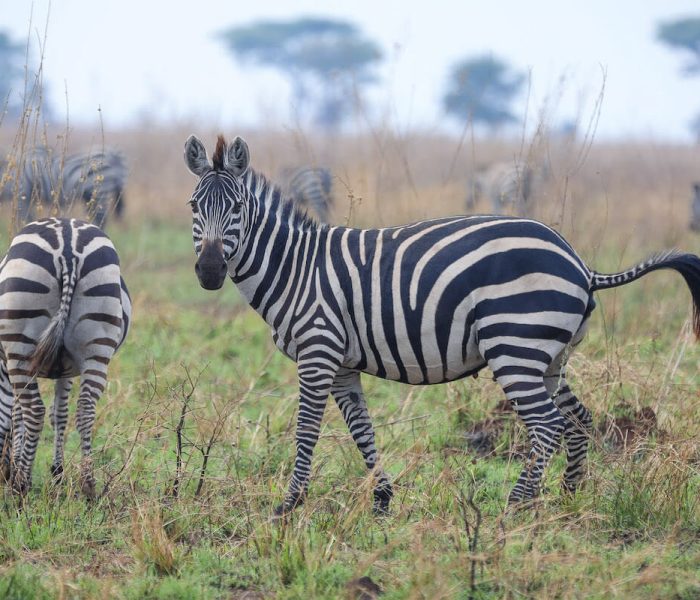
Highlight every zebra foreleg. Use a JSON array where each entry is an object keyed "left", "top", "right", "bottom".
[
  {"left": 331, "top": 368, "right": 392, "bottom": 514},
  {"left": 50, "top": 377, "right": 72, "bottom": 482},
  {"left": 275, "top": 355, "right": 338, "bottom": 517},
  {"left": 494, "top": 371, "right": 565, "bottom": 504}
]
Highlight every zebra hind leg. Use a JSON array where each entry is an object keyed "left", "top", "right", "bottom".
[
  {"left": 491, "top": 366, "right": 565, "bottom": 505},
  {"left": 331, "top": 368, "right": 393, "bottom": 515},
  {"left": 544, "top": 342, "right": 592, "bottom": 495},
  {"left": 75, "top": 375, "right": 103, "bottom": 500},
  {"left": 8, "top": 376, "right": 45, "bottom": 496},
  {"left": 50, "top": 377, "right": 73, "bottom": 483},
  {"left": 0, "top": 361, "right": 13, "bottom": 481}
]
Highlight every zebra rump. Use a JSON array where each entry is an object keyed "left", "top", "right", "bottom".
[{"left": 0, "top": 217, "right": 131, "bottom": 497}]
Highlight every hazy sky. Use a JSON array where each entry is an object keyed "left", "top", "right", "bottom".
[{"left": 3, "top": 0, "right": 700, "bottom": 141}]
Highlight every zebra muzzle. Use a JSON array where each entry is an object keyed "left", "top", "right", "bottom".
[{"left": 195, "top": 241, "right": 227, "bottom": 290}]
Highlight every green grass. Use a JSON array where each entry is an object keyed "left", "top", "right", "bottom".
[{"left": 0, "top": 220, "right": 698, "bottom": 599}]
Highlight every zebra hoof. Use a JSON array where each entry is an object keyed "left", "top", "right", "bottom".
[
  {"left": 11, "top": 472, "right": 30, "bottom": 497},
  {"left": 50, "top": 463, "right": 64, "bottom": 484},
  {"left": 273, "top": 493, "right": 305, "bottom": 519},
  {"left": 372, "top": 487, "right": 393, "bottom": 516},
  {"left": 0, "top": 460, "right": 10, "bottom": 483},
  {"left": 80, "top": 476, "right": 97, "bottom": 501}
]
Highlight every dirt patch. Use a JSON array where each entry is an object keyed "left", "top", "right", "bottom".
[
  {"left": 345, "top": 576, "right": 382, "bottom": 599},
  {"left": 598, "top": 404, "right": 662, "bottom": 451}
]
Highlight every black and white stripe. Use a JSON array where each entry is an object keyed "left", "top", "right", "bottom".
[
  {"left": 4, "top": 147, "right": 127, "bottom": 228},
  {"left": 280, "top": 166, "right": 334, "bottom": 223},
  {"left": 0, "top": 218, "right": 131, "bottom": 497},
  {"left": 185, "top": 134, "right": 700, "bottom": 514}
]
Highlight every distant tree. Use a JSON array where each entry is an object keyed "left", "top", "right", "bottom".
[
  {"left": 443, "top": 55, "right": 525, "bottom": 129},
  {"left": 657, "top": 17, "right": 700, "bottom": 140},
  {"left": 219, "top": 17, "right": 383, "bottom": 129},
  {"left": 657, "top": 17, "right": 700, "bottom": 75},
  {"left": 0, "top": 31, "right": 25, "bottom": 117}
]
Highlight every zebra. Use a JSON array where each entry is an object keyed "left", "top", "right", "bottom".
[
  {"left": 691, "top": 183, "right": 700, "bottom": 232},
  {"left": 2, "top": 147, "right": 127, "bottom": 228},
  {"left": 0, "top": 218, "right": 131, "bottom": 497},
  {"left": 184, "top": 134, "right": 700, "bottom": 516},
  {"left": 466, "top": 160, "right": 534, "bottom": 217},
  {"left": 279, "top": 166, "right": 334, "bottom": 223}
]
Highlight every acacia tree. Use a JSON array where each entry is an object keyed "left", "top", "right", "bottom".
[
  {"left": 0, "top": 31, "right": 24, "bottom": 118},
  {"left": 657, "top": 17, "right": 700, "bottom": 139},
  {"left": 443, "top": 55, "right": 525, "bottom": 130},
  {"left": 219, "top": 17, "right": 383, "bottom": 129}
]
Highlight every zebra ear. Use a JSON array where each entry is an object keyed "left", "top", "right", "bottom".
[
  {"left": 184, "top": 135, "right": 211, "bottom": 177},
  {"left": 225, "top": 136, "right": 250, "bottom": 177}
]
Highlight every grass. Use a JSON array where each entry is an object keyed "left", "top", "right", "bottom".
[{"left": 0, "top": 214, "right": 697, "bottom": 599}]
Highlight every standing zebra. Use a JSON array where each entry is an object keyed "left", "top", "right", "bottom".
[
  {"left": 691, "top": 183, "right": 700, "bottom": 232},
  {"left": 280, "top": 166, "right": 334, "bottom": 223},
  {"left": 0, "top": 218, "right": 131, "bottom": 497},
  {"left": 184, "top": 134, "right": 700, "bottom": 515},
  {"left": 466, "top": 160, "right": 534, "bottom": 217},
  {"left": 4, "top": 147, "right": 127, "bottom": 228}
]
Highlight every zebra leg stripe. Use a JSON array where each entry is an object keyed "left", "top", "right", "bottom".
[
  {"left": 50, "top": 377, "right": 72, "bottom": 481},
  {"left": 75, "top": 374, "right": 104, "bottom": 500},
  {"left": 331, "top": 368, "right": 393, "bottom": 514},
  {"left": 544, "top": 374, "right": 592, "bottom": 493},
  {"left": 0, "top": 361, "right": 13, "bottom": 479},
  {"left": 276, "top": 353, "right": 338, "bottom": 516},
  {"left": 497, "top": 374, "right": 565, "bottom": 504},
  {"left": 8, "top": 370, "right": 46, "bottom": 495}
]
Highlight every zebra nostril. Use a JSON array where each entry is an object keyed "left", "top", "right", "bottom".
[
  {"left": 194, "top": 262, "right": 201, "bottom": 275},
  {"left": 220, "top": 262, "right": 227, "bottom": 274}
]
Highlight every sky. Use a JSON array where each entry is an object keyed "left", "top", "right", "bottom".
[{"left": 3, "top": 0, "right": 700, "bottom": 141}]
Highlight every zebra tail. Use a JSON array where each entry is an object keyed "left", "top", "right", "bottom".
[
  {"left": 590, "top": 250, "right": 700, "bottom": 339},
  {"left": 29, "top": 256, "right": 78, "bottom": 375}
]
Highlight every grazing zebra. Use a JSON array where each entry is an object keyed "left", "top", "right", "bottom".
[
  {"left": 0, "top": 218, "right": 131, "bottom": 497},
  {"left": 3, "top": 147, "right": 127, "bottom": 228},
  {"left": 691, "top": 183, "right": 700, "bottom": 232},
  {"left": 184, "top": 134, "right": 700, "bottom": 515},
  {"left": 280, "top": 166, "right": 334, "bottom": 223},
  {"left": 466, "top": 160, "right": 534, "bottom": 217}
]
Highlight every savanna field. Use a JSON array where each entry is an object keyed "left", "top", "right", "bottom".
[{"left": 0, "top": 125, "right": 699, "bottom": 599}]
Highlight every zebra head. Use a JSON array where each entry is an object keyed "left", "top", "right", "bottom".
[{"left": 184, "top": 135, "right": 250, "bottom": 290}]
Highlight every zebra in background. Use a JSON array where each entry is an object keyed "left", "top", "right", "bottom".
[
  {"left": 466, "top": 160, "right": 534, "bottom": 217},
  {"left": 2, "top": 147, "right": 127, "bottom": 228},
  {"left": 279, "top": 166, "right": 334, "bottom": 223},
  {"left": 691, "top": 183, "right": 700, "bottom": 232},
  {"left": 58, "top": 150, "right": 127, "bottom": 228},
  {"left": 0, "top": 218, "right": 131, "bottom": 497},
  {"left": 184, "top": 134, "right": 700, "bottom": 516}
]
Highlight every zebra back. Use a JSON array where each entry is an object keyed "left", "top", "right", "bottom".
[{"left": 280, "top": 166, "right": 333, "bottom": 223}]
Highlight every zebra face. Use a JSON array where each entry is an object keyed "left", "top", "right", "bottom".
[{"left": 184, "top": 135, "right": 250, "bottom": 290}]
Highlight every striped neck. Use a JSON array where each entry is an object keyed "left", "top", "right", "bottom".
[{"left": 228, "top": 169, "right": 322, "bottom": 321}]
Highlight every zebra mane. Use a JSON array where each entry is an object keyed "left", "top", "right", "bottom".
[
  {"left": 244, "top": 167, "right": 321, "bottom": 231},
  {"left": 212, "top": 135, "right": 226, "bottom": 171}
]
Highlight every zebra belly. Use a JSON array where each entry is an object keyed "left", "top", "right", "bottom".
[{"left": 346, "top": 318, "right": 486, "bottom": 385}]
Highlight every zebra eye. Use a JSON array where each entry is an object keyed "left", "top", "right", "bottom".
[
  {"left": 232, "top": 202, "right": 241, "bottom": 214},
  {"left": 189, "top": 199, "right": 199, "bottom": 213}
]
